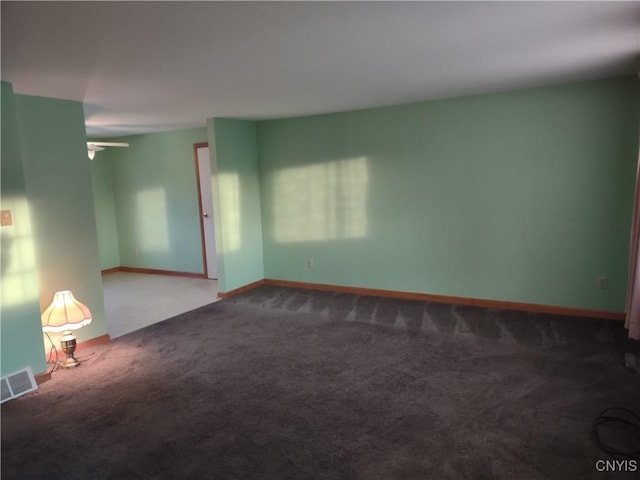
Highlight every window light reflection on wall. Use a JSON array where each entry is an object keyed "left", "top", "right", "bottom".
[{"left": 273, "top": 157, "right": 369, "bottom": 242}]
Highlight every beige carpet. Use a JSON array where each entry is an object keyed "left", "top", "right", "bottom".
[{"left": 102, "top": 272, "right": 219, "bottom": 338}]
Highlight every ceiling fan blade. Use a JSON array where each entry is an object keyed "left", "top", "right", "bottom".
[
  {"left": 87, "top": 145, "right": 105, "bottom": 152},
  {"left": 87, "top": 142, "right": 130, "bottom": 148}
]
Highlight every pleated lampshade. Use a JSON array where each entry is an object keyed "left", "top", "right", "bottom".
[{"left": 41, "top": 290, "right": 92, "bottom": 333}]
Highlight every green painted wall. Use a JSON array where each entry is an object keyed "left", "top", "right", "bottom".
[
  {"left": 1, "top": 82, "right": 46, "bottom": 376},
  {"left": 257, "top": 77, "right": 639, "bottom": 312},
  {"left": 207, "top": 118, "right": 264, "bottom": 292},
  {"left": 13, "top": 93, "right": 107, "bottom": 351},
  {"left": 89, "top": 155, "right": 120, "bottom": 270},
  {"left": 107, "top": 128, "right": 207, "bottom": 274}
]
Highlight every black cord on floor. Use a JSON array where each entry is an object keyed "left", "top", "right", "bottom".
[
  {"left": 44, "top": 332, "right": 61, "bottom": 373},
  {"left": 593, "top": 407, "right": 640, "bottom": 461}
]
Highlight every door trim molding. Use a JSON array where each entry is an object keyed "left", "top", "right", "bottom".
[{"left": 193, "top": 142, "right": 209, "bottom": 278}]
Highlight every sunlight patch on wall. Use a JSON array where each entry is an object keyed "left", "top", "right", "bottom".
[
  {"left": 1, "top": 198, "right": 38, "bottom": 307},
  {"left": 218, "top": 173, "right": 241, "bottom": 252},
  {"left": 135, "top": 188, "right": 169, "bottom": 253},
  {"left": 274, "top": 157, "right": 369, "bottom": 242}
]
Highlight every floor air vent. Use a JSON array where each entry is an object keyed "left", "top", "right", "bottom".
[{"left": 1, "top": 367, "right": 37, "bottom": 404}]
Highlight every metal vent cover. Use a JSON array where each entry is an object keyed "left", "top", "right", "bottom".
[{"left": 0, "top": 367, "right": 37, "bottom": 404}]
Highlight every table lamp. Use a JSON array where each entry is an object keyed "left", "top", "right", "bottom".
[{"left": 41, "top": 290, "right": 92, "bottom": 368}]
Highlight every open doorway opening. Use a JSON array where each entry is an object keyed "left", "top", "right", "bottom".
[{"left": 102, "top": 271, "right": 218, "bottom": 338}]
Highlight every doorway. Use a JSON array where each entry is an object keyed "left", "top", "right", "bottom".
[{"left": 194, "top": 143, "right": 218, "bottom": 279}]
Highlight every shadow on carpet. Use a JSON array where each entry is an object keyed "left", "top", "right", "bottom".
[{"left": 2, "top": 286, "right": 639, "bottom": 480}]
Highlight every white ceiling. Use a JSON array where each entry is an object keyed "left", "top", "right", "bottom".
[{"left": 2, "top": 1, "right": 639, "bottom": 138}]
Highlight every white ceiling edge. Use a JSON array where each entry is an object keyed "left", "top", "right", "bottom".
[{"left": 2, "top": 1, "right": 638, "bottom": 138}]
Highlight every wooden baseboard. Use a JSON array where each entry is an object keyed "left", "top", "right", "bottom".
[
  {"left": 102, "top": 266, "right": 205, "bottom": 279},
  {"left": 101, "top": 266, "right": 121, "bottom": 275},
  {"left": 35, "top": 334, "right": 110, "bottom": 384},
  {"left": 218, "top": 279, "right": 265, "bottom": 299},
  {"left": 98, "top": 268, "right": 625, "bottom": 321},
  {"left": 76, "top": 333, "right": 111, "bottom": 351},
  {"left": 35, "top": 372, "right": 52, "bottom": 385},
  {"left": 263, "top": 279, "right": 626, "bottom": 321}
]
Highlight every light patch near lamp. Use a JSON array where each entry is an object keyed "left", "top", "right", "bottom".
[{"left": 1, "top": 197, "right": 39, "bottom": 307}]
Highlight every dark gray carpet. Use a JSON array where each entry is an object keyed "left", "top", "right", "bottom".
[{"left": 2, "top": 286, "right": 639, "bottom": 480}]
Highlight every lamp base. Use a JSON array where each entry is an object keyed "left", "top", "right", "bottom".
[
  {"left": 60, "top": 331, "right": 81, "bottom": 368},
  {"left": 61, "top": 354, "right": 80, "bottom": 369}
]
